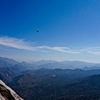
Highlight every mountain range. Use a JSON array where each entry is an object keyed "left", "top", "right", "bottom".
[
  {"left": 1, "top": 56, "right": 100, "bottom": 70},
  {"left": 1, "top": 57, "right": 100, "bottom": 100}
]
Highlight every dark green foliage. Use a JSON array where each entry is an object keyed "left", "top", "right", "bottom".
[{"left": 9, "top": 69, "right": 100, "bottom": 100}]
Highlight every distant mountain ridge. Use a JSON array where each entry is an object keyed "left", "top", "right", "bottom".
[
  {"left": 33, "top": 60, "right": 100, "bottom": 69},
  {"left": 0, "top": 57, "right": 18, "bottom": 68},
  {"left": 1, "top": 56, "right": 100, "bottom": 70},
  {"left": 0, "top": 57, "right": 29, "bottom": 83}
]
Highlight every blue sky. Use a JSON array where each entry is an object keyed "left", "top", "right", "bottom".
[{"left": 1, "top": 0, "right": 100, "bottom": 62}]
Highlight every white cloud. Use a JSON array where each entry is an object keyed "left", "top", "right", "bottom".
[
  {"left": 82, "top": 47, "right": 100, "bottom": 55},
  {"left": 46, "top": 47, "right": 80, "bottom": 54},
  {"left": 0, "top": 36, "right": 80, "bottom": 54},
  {"left": 0, "top": 37, "right": 37, "bottom": 51},
  {"left": 1, "top": 36, "right": 100, "bottom": 55}
]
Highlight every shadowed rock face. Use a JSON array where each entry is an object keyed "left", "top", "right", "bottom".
[{"left": 0, "top": 80, "right": 23, "bottom": 100}]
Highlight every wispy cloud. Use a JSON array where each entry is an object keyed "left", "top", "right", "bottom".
[
  {"left": 0, "top": 37, "right": 37, "bottom": 51},
  {"left": 1, "top": 36, "right": 100, "bottom": 55},
  {"left": 82, "top": 47, "right": 100, "bottom": 55},
  {"left": 0, "top": 37, "right": 79, "bottom": 54}
]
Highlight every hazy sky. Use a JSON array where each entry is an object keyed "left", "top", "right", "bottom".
[{"left": 0, "top": 0, "right": 100, "bottom": 62}]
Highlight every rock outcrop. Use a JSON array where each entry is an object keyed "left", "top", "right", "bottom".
[{"left": 0, "top": 80, "right": 23, "bottom": 100}]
